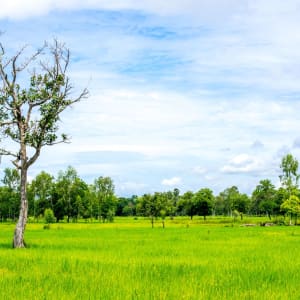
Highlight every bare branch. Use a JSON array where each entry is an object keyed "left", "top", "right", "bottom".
[
  {"left": 41, "top": 139, "right": 71, "bottom": 147},
  {"left": 0, "top": 63, "right": 10, "bottom": 88},
  {"left": 0, "top": 148, "right": 18, "bottom": 157},
  {"left": 12, "top": 158, "right": 21, "bottom": 169},
  {"left": 26, "top": 147, "right": 40, "bottom": 167},
  {"left": 0, "top": 42, "right": 4, "bottom": 56},
  {"left": 16, "top": 46, "right": 45, "bottom": 72},
  {"left": 71, "top": 87, "right": 89, "bottom": 103},
  {"left": 0, "top": 120, "right": 17, "bottom": 126}
]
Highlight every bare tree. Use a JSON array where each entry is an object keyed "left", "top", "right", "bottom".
[{"left": 0, "top": 39, "right": 88, "bottom": 248}]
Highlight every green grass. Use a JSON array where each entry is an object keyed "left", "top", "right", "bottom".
[{"left": 0, "top": 217, "right": 300, "bottom": 299}]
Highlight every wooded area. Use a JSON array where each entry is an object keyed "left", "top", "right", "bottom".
[{"left": 0, "top": 154, "right": 299, "bottom": 226}]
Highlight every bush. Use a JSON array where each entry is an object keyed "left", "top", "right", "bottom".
[
  {"left": 107, "top": 209, "right": 115, "bottom": 222},
  {"left": 44, "top": 208, "right": 56, "bottom": 224}
]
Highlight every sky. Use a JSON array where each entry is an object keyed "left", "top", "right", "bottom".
[{"left": 1, "top": 0, "right": 300, "bottom": 196}]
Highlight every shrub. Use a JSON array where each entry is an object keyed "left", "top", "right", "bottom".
[{"left": 44, "top": 208, "right": 56, "bottom": 224}]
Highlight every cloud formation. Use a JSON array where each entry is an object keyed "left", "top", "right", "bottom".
[
  {"left": 0, "top": 0, "right": 245, "bottom": 20},
  {"left": 221, "top": 154, "right": 263, "bottom": 174},
  {"left": 1, "top": 1, "right": 300, "bottom": 196},
  {"left": 161, "top": 177, "right": 182, "bottom": 187}
]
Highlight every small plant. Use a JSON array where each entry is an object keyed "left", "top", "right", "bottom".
[
  {"left": 107, "top": 209, "right": 115, "bottom": 222},
  {"left": 44, "top": 208, "right": 56, "bottom": 224}
]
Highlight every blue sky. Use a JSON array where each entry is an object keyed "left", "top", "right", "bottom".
[{"left": 1, "top": 0, "right": 300, "bottom": 196}]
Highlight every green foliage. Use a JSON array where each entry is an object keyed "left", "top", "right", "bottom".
[
  {"left": 53, "top": 166, "right": 90, "bottom": 222},
  {"left": 92, "top": 176, "right": 117, "bottom": 222},
  {"left": 1, "top": 222, "right": 300, "bottom": 299},
  {"left": 44, "top": 208, "right": 56, "bottom": 224},
  {"left": 215, "top": 186, "right": 249, "bottom": 216},
  {"left": 177, "top": 191, "right": 194, "bottom": 218},
  {"left": 252, "top": 179, "right": 277, "bottom": 217},
  {"left": 279, "top": 154, "right": 299, "bottom": 196},
  {"left": 28, "top": 171, "right": 54, "bottom": 217},
  {"left": 280, "top": 195, "right": 300, "bottom": 224},
  {"left": 1, "top": 168, "right": 20, "bottom": 191},
  {"left": 193, "top": 188, "right": 214, "bottom": 220},
  {"left": 0, "top": 40, "right": 88, "bottom": 247}
]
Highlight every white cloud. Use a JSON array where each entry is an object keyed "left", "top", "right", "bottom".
[
  {"left": 161, "top": 177, "right": 181, "bottom": 186},
  {"left": 2, "top": 1, "right": 300, "bottom": 196},
  {"left": 118, "top": 181, "right": 148, "bottom": 195},
  {"left": 0, "top": 0, "right": 245, "bottom": 20},
  {"left": 221, "top": 154, "right": 264, "bottom": 174}
]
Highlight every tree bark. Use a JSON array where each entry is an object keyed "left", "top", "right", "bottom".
[{"left": 13, "top": 167, "right": 28, "bottom": 248}]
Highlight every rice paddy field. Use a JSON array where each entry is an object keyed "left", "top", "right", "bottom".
[{"left": 0, "top": 217, "right": 300, "bottom": 299}]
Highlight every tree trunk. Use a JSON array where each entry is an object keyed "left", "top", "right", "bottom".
[{"left": 13, "top": 167, "right": 28, "bottom": 248}]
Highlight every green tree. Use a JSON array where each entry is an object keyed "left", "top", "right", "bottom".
[
  {"left": 29, "top": 171, "right": 54, "bottom": 218},
  {"left": 279, "top": 154, "right": 299, "bottom": 196},
  {"left": 116, "top": 196, "right": 137, "bottom": 216},
  {"left": 136, "top": 193, "right": 164, "bottom": 228},
  {"left": 44, "top": 208, "right": 56, "bottom": 224},
  {"left": 251, "top": 179, "right": 277, "bottom": 218},
  {"left": 54, "top": 166, "right": 89, "bottom": 222},
  {"left": 170, "top": 188, "right": 180, "bottom": 217},
  {"left": 280, "top": 195, "right": 300, "bottom": 225},
  {"left": 0, "top": 168, "right": 20, "bottom": 221},
  {"left": 0, "top": 186, "right": 19, "bottom": 221},
  {"left": 193, "top": 188, "right": 214, "bottom": 220},
  {"left": 274, "top": 187, "right": 288, "bottom": 215},
  {"left": 2, "top": 168, "right": 20, "bottom": 191},
  {"left": 0, "top": 40, "right": 88, "bottom": 247},
  {"left": 92, "top": 176, "right": 117, "bottom": 222},
  {"left": 177, "top": 191, "right": 194, "bottom": 219},
  {"left": 217, "top": 186, "right": 240, "bottom": 216},
  {"left": 234, "top": 193, "right": 250, "bottom": 219}
]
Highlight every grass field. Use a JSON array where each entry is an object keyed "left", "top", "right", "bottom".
[{"left": 0, "top": 217, "right": 300, "bottom": 299}]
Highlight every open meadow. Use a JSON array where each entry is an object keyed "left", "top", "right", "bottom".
[{"left": 1, "top": 217, "right": 300, "bottom": 299}]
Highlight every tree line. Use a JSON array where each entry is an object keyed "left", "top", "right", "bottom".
[{"left": 0, "top": 154, "right": 299, "bottom": 225}]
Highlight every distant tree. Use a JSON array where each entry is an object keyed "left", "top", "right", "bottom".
[
  {"left": 0, "top": 186, "right": 19, "bottom": 221},
  {"left": 44, "top": 208, "right": 56, "bottom": 224},
  {"left": 0, "top": 40, "right": 88, "bottom": 247},
  {"left": 116, "top": 195, "right": 137, "bottom": 216},
  {"left": 177, "top": 191, "right": 194, "bottom": 219},
  {"left": 251, "top": 179, "right": 277, "bottom": 218},
  {"left": 274, "top": 187, "right": 288, "bottom": 215},
  {"left": 71, "top": 178, "right": 89, "bottom": 221},
  {"left": 2, "top": 168, "right": 20, "bottom": 191},
  {"left": 280, "top": 195, "right": 300, "bottom": 225},
  {"left": 54, "top": 166, "right": 79, "bottom": 222},
  {"left": 216, "top": 186, "right": 240, "bottom": 216},
  {"left": 234, "top": 193, "right": 250, "bottom": 219},
  {"left": 279, "top": 154, "right": 299, "bottom": 196},
  {"left": 170, "top": 188, "right": 180, "bottom": 217},
  {"left": 0, "top": 168, "right": 20, "bottom": 221},
  {"left": 28, "top": 171, "right": 54, "bottom": 218},
  {"left": 136, "top": 193, "right": 163, "bottom": 228},
  {"left": 92, "top": 176, "right": 117, "bottom": 222},
  {"left": 193, "top": 188, "right": 214, "bottom": 220}
]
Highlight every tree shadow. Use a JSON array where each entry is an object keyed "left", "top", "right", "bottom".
[{"left": 0, "top": 242, "right": 13, "bottom": 249}]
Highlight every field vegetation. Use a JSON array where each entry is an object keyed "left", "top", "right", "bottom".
[{"left": 0, "top": 217, "right": 300, "bottom": 299}]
